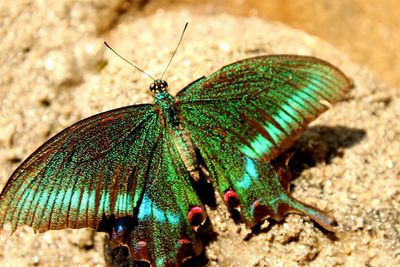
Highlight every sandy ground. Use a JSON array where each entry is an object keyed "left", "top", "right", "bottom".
[{"left": 0, "top": 3, "right": 399, "bottom": 267}]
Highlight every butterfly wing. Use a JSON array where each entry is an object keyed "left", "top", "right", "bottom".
[
  {"left": 0, "top": 103, "right": 204, "bottom": 266},
  {"left": 0, "top": 104, "right": 157, "bottom": 232},
  {"left": 130, "top": 125, "right": 204, "bottom": 266},
  {"left": 176, "top": 55, "right": 352, "bottom": 229}
]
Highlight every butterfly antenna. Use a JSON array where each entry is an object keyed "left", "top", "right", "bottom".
[
  {"left": 160, "top": 22, "right": 188, "bottom": 80},
  {"left": 104, "top": 41, "right": 156, "bottom": 81}
]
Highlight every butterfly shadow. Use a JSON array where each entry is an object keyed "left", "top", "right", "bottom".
[{"left": 288, "top": 125, "right": 366, "bottom": 180}]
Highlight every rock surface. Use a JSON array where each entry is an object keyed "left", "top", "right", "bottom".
[{"left": 0, "top": 5, "right": 399, "bottom": 267}]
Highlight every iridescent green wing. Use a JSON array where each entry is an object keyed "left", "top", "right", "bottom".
[
  {"left": 176, "top": 55, "right": 352, "bottom": 229},
  {"left": 0, "top": 104, "right": 156, "bottom": 232},
  {"left": 130, "top": 125, "right": 204, "bottom": 266},
  {"left": 0, "top": 103, "right": 204, "bottom": 266}
]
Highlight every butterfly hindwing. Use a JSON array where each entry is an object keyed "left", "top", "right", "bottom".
[
  {"left": 176, "top": 55, "right": 352, "bottom": 229},
  {"left": 130, "top": 125, "right": 204, "bottom": 266}
]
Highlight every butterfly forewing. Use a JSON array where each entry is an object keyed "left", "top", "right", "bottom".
[
  {"left": 176, "top": 55, "right": 352, "bottom": 227},
  {"left": 177, "top": 55, "right": 352, "bottom": 163},
  {"left": 0, "top": 104, "right": 158, "bottom": 231}
]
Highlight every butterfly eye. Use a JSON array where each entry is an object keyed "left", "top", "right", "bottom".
[{"left": 149, "top": 82, "right": 156, "bottom": 93}]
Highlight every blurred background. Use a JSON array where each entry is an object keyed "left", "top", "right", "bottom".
[{"left": 139, "top": 0, "right": 400, "bottom": 89}]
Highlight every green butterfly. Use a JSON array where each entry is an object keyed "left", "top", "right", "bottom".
[{"left": 0, "top": 51, "right": 352, "bottom": 266}]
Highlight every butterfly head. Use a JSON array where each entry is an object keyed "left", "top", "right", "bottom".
[{"left": 150, "top": 79, "right": 168, "bottom": 94}]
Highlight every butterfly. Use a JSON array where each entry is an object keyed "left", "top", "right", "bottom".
[{"left": 0, "top": 28, "right": 352, "bottom": 266}]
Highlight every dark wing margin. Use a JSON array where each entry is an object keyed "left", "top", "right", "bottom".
[{"left": 0, "top": 104, "right": 157, "bottom": 232}]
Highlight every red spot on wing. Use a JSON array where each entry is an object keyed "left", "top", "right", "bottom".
[
  {"left": 187, "top": 206, "right": 205, "bottom": 230},
  {"left": 224, "top": 190, "right": 240, "bottom": 210}
]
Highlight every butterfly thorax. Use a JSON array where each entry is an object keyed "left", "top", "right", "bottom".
[
  {"left": 154, "top": 89, "right": 201, "bottom": 181},
  {"left": 154, "top": 91, "right": 179, "bottom": 127}
]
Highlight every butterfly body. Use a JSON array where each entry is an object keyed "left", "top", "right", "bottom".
[
  {"left": 153, "top": 86, "right": 200, "bottom": 182},
  {"left": 0, "top": 55, "right": 352, "bottom": 266}
]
